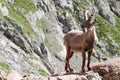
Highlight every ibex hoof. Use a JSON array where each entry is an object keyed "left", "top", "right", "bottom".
[
  {"left": 81, "top": 68, "right": 85, "bottom": 72},
  {"left": 66, "top": 68, "right": 73, "bottom": 73},
  {"left": 66, "top": 70, "right": 69, "bottom": 73},
  {"left": 70, "top": 68, "right": 73, "bottom": 72},
  {"left": 88, "top": 67, "right": 92, "bottom": 71},
  {"left": 66, "top": 70, "right": 71, "bottom": 73}
]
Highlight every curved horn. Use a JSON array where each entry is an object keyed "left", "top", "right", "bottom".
[{"left": 84, "top": 10, "right": 90, "bottom": 21}]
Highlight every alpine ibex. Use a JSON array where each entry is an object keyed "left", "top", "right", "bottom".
[{"left": 64, "top": 9, "right": 98, "bottom": 73}]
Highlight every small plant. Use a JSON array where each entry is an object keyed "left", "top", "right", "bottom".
[
  {"left": 0, "top": 0, "right": 36, "bottom": 35},
  {"left": 8, "top": 7, "right": 34, "bottom": 34},
  {"left": 95, "top": 14, "right": 120, "bottom": 55},
  {"left": 38, "top": 69, "right": 48, "bottom": 76},
  {"left": 36, "top": 18, "right": 48, "bottom": 31},
  {"left": 14, "top": 0, "right": 37, "bottom": 14},
  {"left": 73, "top": 0, "right": 84, "bottom": 8},
  {"left": 0, "top": 61, "right": 10, "bottom": 71}
]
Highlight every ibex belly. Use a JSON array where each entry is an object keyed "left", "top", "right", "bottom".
[
  {"left": 70, "top": 45, "right": 82, "bottom": 52},
  {"left": 69, "top": 42, "right": 84, "bottom": 53}
]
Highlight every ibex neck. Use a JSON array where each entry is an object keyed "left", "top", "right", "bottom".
[
  {"left": 86, "top": 27, "right": 96, "bottom": 38},
  {"left": 88, "top": 26, "right": 95, "bottom": 33}
]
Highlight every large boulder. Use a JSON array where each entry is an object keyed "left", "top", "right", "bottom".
[{"left": 92, "top": 58, "right": 120, "bottom": 80}]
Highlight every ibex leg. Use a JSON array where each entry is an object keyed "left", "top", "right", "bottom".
[
  {"left": 87, "top": 50, "right": 93, "bottom": 71},
  {"left": 65, "top": 47, "right": 72, "bottom": 73},
  {"left": 81, "top": 51, "right": 86, "bottom": 72}
]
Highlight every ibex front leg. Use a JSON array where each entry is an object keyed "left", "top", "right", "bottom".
[
  {"left": 87, "top": 50, "right": 93, "bottom": 71},
  {"left": 81, "top": 51, "right": 86, "bottom": 72}
]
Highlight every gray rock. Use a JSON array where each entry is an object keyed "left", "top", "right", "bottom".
[
  {"left": 26, "top": 10, "right": 45, "bottom": 23},
  {"left": 57, "top": 13, "right": 79, "bottom": 33},
  {"left": 4, "top": 28, "right": 14, "bottom": 40},
  {"left": 13, "top": 35, "right": 29, "bottom": 53},
  {"left": 6, "top": 17, "right": 23, "bottom": 35},
  {"left": 53, "top": 0, "right": 74, "bottom": 12},
  {"left": 37, "top": 0, "right": 49, "bottom": 12},
  {"left": 109, "top": 0, "right": 120, "bottom": 17},
  {"left": 92, "top": 58, "right": 120, "bottom": 80},
  {"left": 86, "top": 73, "right": 102, "bottom": 80},
  {"left": 50, "top": 72, "right": 102, "bottom": 80},
  {"left": 0, "top": 19, "right": 9, "bottom": 31},
  {"left": 94, "top": 0, "right": 115, "bottom": 25}
]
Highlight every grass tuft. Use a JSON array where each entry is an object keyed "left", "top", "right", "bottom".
[
  {"left": 0, "top": 61, "right": 10, "bottom": 71},
  {"left": 38, "top": 69, "right": 48, "bottom": 76}
]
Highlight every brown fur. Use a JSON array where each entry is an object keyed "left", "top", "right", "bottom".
[{"left": 64, "top": 9, "right": 98, "bottom": 73}]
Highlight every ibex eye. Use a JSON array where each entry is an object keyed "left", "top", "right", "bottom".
[{"left": 91, "top": 14, "right": 93, "bottom": 16}]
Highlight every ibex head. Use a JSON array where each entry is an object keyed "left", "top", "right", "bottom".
[{"left": 83, "top": 8, "right": 96, "bottom": 33}]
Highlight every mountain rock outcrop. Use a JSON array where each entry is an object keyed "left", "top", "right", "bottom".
[
  {"left": 0, "top": 70, "right": 102, "bottom": 80},
  {"left": 92, "top": 58, "right": 120, "bottom": 80},
  {"left": 0, "top": 0, "right": 120, "bottom": 80}
]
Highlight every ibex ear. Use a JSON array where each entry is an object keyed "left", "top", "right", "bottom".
[{"left": 92, "top": 8, "right": 96, "bottom": 16}]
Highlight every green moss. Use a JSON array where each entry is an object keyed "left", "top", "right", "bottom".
[
  {"left": 0, "top": 13, "right": 6, "bottom": 20},
  {"left": 73, "top": 12, "right": 79, "bottom": 22},
  {"left": 89, "top": 0, "right": 94, "bottom": 2},
  {"left": 96, "top": 14, "right": 120, "bottom": 55},
  {"left": 8, "top": 6, "right": 34, "bottom": 35},
  {"left": 36, "top": 18, "right": 48, "bottom": 31},
  {"left": 0, "top": 61, "right": 10, "bottom": 71},
  {"left": 73, "top": 0, "right": 84, "bottom": 8},
  {"left": 14, "top": 0, "right": 37, "bottom": 14},
  {"left": 45, "top": 34, "right": 63, "bottom": 53},
  {"left": 0, "top": 0, "right": 36, "bottom": 35},
  {"left": 73, "top": 0, "right": 85, "bottom": 22},
  {"left": 96, "top": 14, "right": 120, "bottom": 44},
  {"left": 38, "top": 69, "right": 48, "bottom": 76},
  {"left": 114, "top": 16, "right": 120, "bottom": 43},
  {"left": 0, "top": 0, "right": 6, "bottom": 3},
  {"left": 96, "top": 14, "right": 112, "bottom": 41},
  {"left": 1, "top": 0, "right": 37, "bottom": 14}
]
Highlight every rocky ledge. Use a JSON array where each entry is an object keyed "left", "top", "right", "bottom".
[
  {"left": 0, "top": 70, "right": 102, "bottom": 80},
  {"left": 1, "top": 58, "right": 120, "bottom": 80},
  {"left": 92, "top": 58, "right": 120, "bottom": 80}
]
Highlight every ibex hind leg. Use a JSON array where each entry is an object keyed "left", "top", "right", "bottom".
[
  {"left": 69, "top": 51, "right": 74, "bottom": 72},
  {"left": 65, "top": 47, "right": 72, "bottom": 73},
  {"left": 70, "top": 51, "right": 74, "bottom": 59}
]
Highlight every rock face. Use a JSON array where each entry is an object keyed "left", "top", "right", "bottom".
[
  {"left": 0, "top": 70, "right": 102, "bottom": 80},
  {"left": 0, "top": 0, "right": 120, "bottom": 79},
  {"left": 92, "top": 58, "right": 120, "bottom": 80},
  {"left": 94, "top": 0, "right": 115, "bottom": 24},
  {"left": 0, "top": 70, "right": 44, "bottom": 80},
  {"left": 49, "top": 72, "right": 102, "bottom": 80}
]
